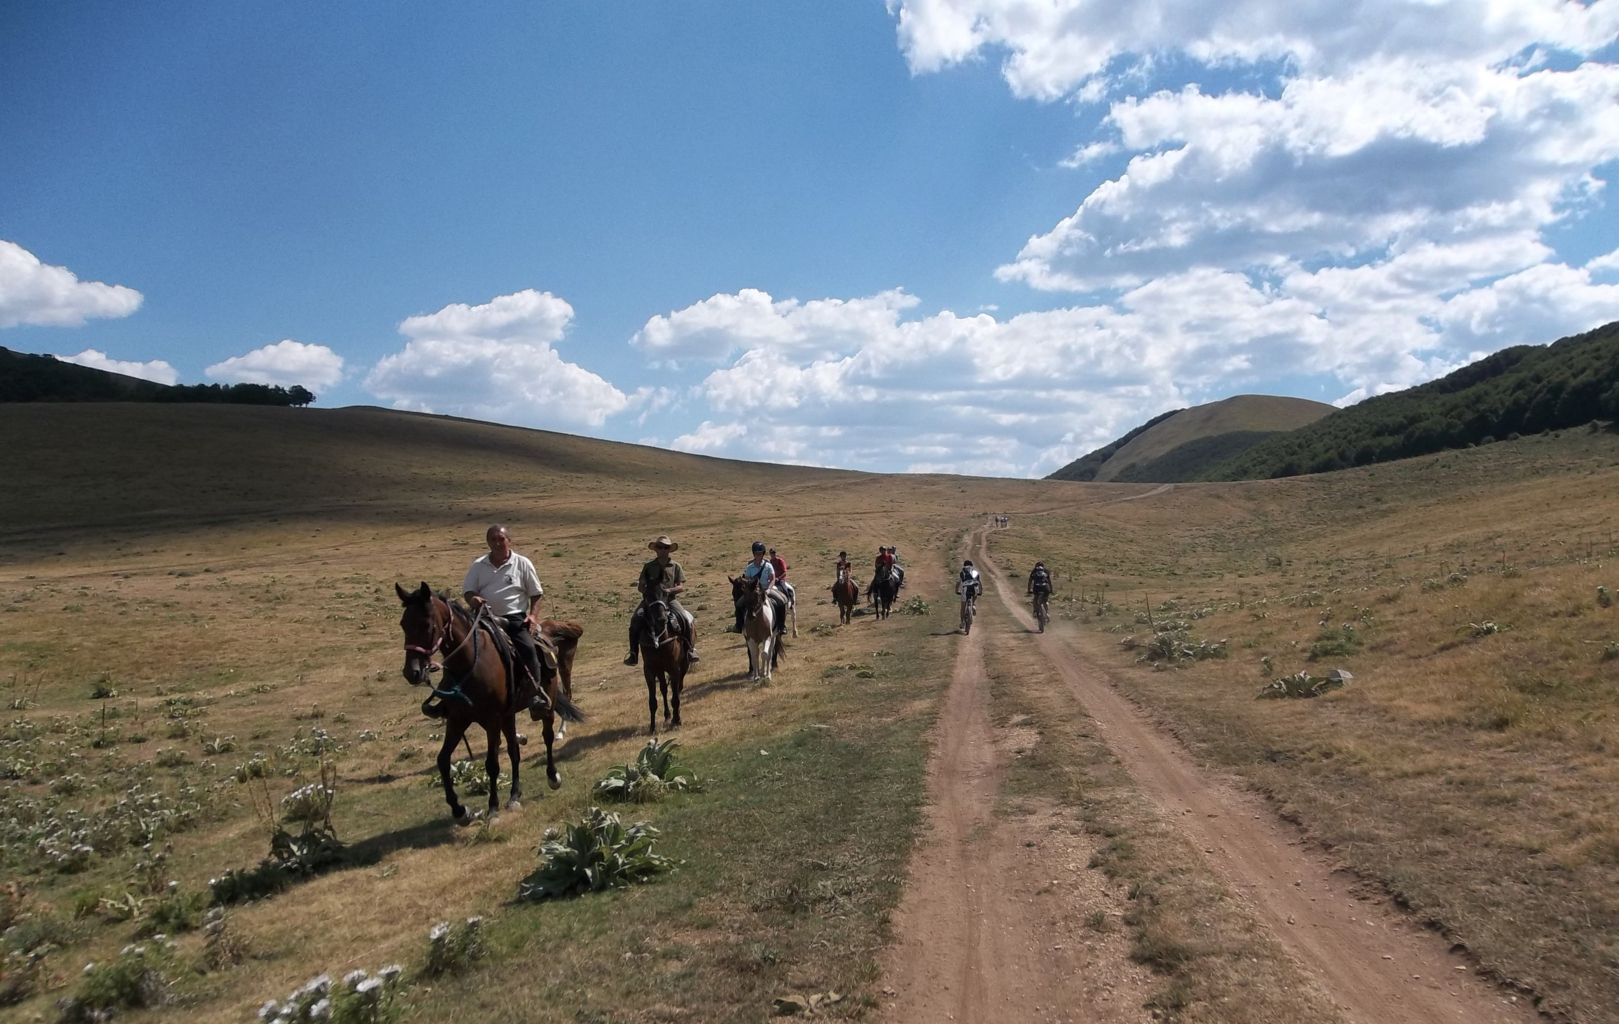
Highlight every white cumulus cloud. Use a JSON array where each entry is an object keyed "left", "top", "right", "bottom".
[
  {"left": 55, "top": 349, "right": 179, "bottom": 386},
  {"left": 365, "top": 289, "right": 628, "bottom": 428},
  {"left": 0, "top": 239, "right": 143, "bottom": 329},
  {"left": 206, "top": 339, "right": 345, "bottom": 391},
  {"left": 651, "top": 274, "right": 1619, "bottom": 475}
]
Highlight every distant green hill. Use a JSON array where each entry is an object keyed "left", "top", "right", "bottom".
[
  {"left": 1047, "top": 395, "right": 1334, "bottom": 482},
  {"left": 1206, "top": 320, "right": 1619, "bottom": 480},
  {"left": 0, "top": 346, "right": 315, "bottom": 405},
  {"left": 1047, "top": 408, "right": 1183, "bottom": 481}
]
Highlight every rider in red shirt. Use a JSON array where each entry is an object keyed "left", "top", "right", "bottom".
[{"left": 768, "top": 548, "right": 788, "bottom": 581}]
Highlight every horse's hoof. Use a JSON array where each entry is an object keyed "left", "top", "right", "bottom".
[
  {"left": 452, "top": 809, "right": 480, "bottom": 827},
  {"left": 515, "top": 732, "right": 528, "bottom": 746},
  {"left": 505, "top": 799, "right": 523, "bottom": 812},
  {"left": 547, "top": 773, "right": 562, "bottom": 791}
]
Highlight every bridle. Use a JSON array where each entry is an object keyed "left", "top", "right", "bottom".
[
  {"left": 643, "top": 598, "right": 676, "bottom": 649},
  {"left": 402, "top": 598, "right": 488, "bottom": 706}
]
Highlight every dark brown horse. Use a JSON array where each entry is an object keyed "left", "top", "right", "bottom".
[
  {"left": 395, "top": 582, "right": 584, "bottom": 822},
  {"left": 870, "top": 567, "right": 900, "bottom": 619},
  {"left": 637, "top": 581, "right": 687, "bottom": 734},
  {"left": 831, "top": 571, "right": 860, "bottom": 624}
]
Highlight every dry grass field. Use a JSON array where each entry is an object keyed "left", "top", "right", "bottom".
[
  {"left": 0, "top": 404, "right": 1012, "bottom": 1023},
  {"left": 2, "top": 403, "right": 1616, "bottom": 1023},
  {"left": 988, "top": 427, "right": 1619, "bottom": 1022}
]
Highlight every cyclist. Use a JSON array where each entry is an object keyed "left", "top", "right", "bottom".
[
  {"left": 956, "top": 559, "right": 982, "bottom": 606},
  {"left": 1027, "top": 561, "right": 1052, "bottom": 630}
]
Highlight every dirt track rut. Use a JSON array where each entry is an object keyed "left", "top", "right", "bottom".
[{"left": 880, "top": 523, "right": 1536, "bottom": 1024}]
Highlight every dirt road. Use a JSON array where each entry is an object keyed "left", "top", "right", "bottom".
[{"left": 881, "top": 524, "right": 1536, "bottom": 1024}]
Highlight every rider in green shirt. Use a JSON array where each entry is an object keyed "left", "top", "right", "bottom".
[{"left": 625, "top": 535, "right": 700, "bottom": 665}]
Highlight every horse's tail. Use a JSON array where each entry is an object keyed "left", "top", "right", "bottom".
[{"left": 552, "top": 687, "right": 587, "bottom": 724}]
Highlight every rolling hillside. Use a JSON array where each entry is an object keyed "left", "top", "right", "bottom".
[
  {"left": 1047, "top": 394, "right": 1334, "bottom": 482},
  {"left": 1207, "top": 319, "right": 1619, "bottom": 479}
]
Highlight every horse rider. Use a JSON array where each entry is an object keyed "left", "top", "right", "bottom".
[
  {"left": 768, "top": 547, "right": 795, "bottom": 607},
  {"left": 1027, "top": 560, "right": 1052, "bottom": 611},
  {"left": 835, "top": 550, "right": 853, "bottom": 583},
  {"left": 890, "top": 545, "right": 907, "bottom": 590},
  {"left": 956, "top": 558, "right": 982, "bottom": 608},
  {"left": 729, "top": 541, "right": 777, "bottom": 632},
  {"left": 625, "top": 535, "right": 700, "bottom": 666},
  {"left": 458, "top": 524, "right": 548, "bottom": 720}
]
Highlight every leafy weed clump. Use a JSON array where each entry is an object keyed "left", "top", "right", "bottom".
[
  {"left": 898, "top": 597, "right": 929, "bottom": 615},
  {"left": 1123, "top": 624, "right": 1229, "bottom": 664},
  {"left": 423, "top": 917, "right": 485, "bottom": 977},
  {"left": 594, "top": 739, "right": 699, "bottom": 803},
  {"left": 420, "top": 759, "right": 488, "bottom": 796},
  {"left": 1258, "top": 671, "right": 1347, "bottom": 699},
  {"left": 517, "top": 808, "right": 673, "bottom": 901}
]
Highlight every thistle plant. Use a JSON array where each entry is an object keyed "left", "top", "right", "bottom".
[
  {"left": 58, "top": 938, "right": 177, "bottom": 1022},
  {"left": 594, "top": 739, "right": 699, "bottom": 803},
  {"left": 517, "top": 808, "right": 673, "bottom": 901},
  {"left": 257, "top": 964, "right": 404, "bottom": 1024},
  {"left": 423, "top": 916, "right": 486, "bottom": 976}
]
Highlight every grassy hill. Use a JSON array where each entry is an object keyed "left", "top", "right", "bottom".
[
  {"left": 1207, "top": 319, "right": 1619, "bottom": 479},
  {"left": 1048, "top": 394, "right": 1334, "bottom": 482},
  {"left": 0, "top": 345, "right": 314, "bottom": 405}
]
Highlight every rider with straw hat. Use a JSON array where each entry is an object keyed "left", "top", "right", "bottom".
[{"left": 626, "top": 535, "right": 699, "bottom": 666}]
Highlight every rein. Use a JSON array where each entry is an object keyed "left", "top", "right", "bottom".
[
  {"left": 644, "top": 599, "right": 676, "bottom": 649},
  {"left": 428, "top": 602, "right": 491, "bottom": 707}
]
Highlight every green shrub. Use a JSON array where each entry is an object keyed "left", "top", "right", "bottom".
[
  {"left": 897, "top": 597, "right": 929, "bottom": 615},
  {"left": 1308, "top": 624, "right": 1360, "bottom": 660},
  {"left": 423, "top": 917, "right": 485, "bottom": 976},
  {"left": 420, "top": 759, "right": 488, "bottom": 796},
  {"left": 517, "top": 808, "right": 673, "bottom": 901},
  {"left": 1258, "top": 671, "right": 1346, "bottom": 699},
  {"left": 135, "top": 883, "right": 205, "bottom": 937},
  {"left": 58, "top": 939, "right": 176, "bottom": 1021},
  {"left": 594, "top": 740, "right": 699, "bottom": 803}
]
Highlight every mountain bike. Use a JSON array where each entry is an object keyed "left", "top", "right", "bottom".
[
  {"left": 959, "top": 588, "right": 977, "bottom": 634},
  {"left": 1032, "top": 591, "right": 1049, "bottom": 633}
]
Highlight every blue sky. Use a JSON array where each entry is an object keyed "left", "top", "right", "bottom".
[{"left": 4, "top": 0, "right": 1619, "bottom": 475}]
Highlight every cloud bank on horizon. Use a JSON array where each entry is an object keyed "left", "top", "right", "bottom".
[{"left": 6, "top": 1, "right": 1619, "bottom": 476}]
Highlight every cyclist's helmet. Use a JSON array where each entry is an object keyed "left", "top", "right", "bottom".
[{"left": 963, "top": 559, "right": 974, "bottom": 567}]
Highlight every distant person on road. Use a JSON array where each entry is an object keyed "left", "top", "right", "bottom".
[
  {"left": 729, "top": 541, "right": 776, "bottom": 633},
  {"left": 460, "top": 524, "right": 548, "bottom": 720},
  {"left": 625, "top": 535, "right": 699, "bottom": 666}
]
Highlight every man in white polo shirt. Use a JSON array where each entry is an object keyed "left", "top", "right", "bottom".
[{"left": 463, "top": 523, "right": 547, "bottom": 719}]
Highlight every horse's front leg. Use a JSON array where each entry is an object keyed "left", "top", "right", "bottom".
[
  {"left": 502, "top": 714, "right": 523, "bottom": 810},
  {"left": 482, "top": 722, "right": 503, "bottom": 816},
  {"left": 438, "top": 719, "right": 473, "bottom": 824}
]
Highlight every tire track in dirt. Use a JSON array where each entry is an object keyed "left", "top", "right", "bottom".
[
  {"left": 879, "top": 531, "right": 1157, "bottom": 1024},
  {"left": 975, "top": 529, "right": 1538, "bottom": 1024}
]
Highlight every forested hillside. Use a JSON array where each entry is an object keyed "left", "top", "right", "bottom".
[
  {"left": 0, "top": 346, "right": 315, "bottom": 405},
  {"left": 1207, "top": 321, "right": 1619, "bottom": 479}
]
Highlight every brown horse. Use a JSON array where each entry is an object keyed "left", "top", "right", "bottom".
[
  {"left": 831, "top": 571, "right": 860, "bottom": 624},
  {"left": 637, "top": 581, "right": 687, "bottom": 734},
  {"left": 395, "top": 582, "right": 584, "bottom": 822}
]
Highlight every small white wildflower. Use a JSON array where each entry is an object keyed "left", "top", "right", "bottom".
[
  {"left": 343, "top": 968, "right": 368, "bottom": 989},
  {"left": 310, "top": 996, "right": 331, "bottom": 1020},
  {"left": 465, "top": 915, "right": 483, "bottom": 928},
  {"left": 378, "top": 964, "right": 403, "bottom": 981},
  {"left": 83, "top": 962, "right": 96, "bottom": 975},
  {"left": 428, "top": 922, "right": 451, "bottom": 942},
  {"left": 355, "top": 977, "right": 384, "bottom": 996},
  {"left": 258, "top": 1000, "right": 279, "bottom": 1019}
]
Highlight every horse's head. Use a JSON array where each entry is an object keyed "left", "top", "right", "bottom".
[
  {"left": 743, "top": 577, "right": 769, "bottom": 613},
  {"left": 729, "top": 575, "right": 745, "bottom": 601},
  {"left": 643, "top": 581, "right": 672, "bottom": 636},
  {"left": 395, "top": 581, "right": 445, "bottom": 686}
]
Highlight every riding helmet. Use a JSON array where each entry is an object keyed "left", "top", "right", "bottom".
[{"left": 751, "top": 541, "right": 766, "bottom": 554}]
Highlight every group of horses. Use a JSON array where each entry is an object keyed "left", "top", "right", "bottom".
[{"left": 394, "top": 554, "right": 907, "bottom": 823}]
